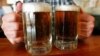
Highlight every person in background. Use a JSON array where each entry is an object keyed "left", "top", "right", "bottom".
[
  {"left": 15, "top": 1, "right": 23, "bottom": 14},
  {"left": 1, "top": 1, "right": 95, "bottom": 46}
]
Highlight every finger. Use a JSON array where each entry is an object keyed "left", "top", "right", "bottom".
[
  {"left": 78, "top": 21, "right": 94, "bottom": 29},
  {"left": 4, "top": 30, "right": 15, "bottom": 44},
  {"left": 3, "top": 30, "right": 24, "bottom": 38},
  {"left": 78, "top": 34, "right": 89, "bottom": 39},
  {"left": 78, "top": 28, "right": 93, "bottom": 37},
  {"left": 80, "top": 9, "right": 84, "bottom": 14},
  {"left": 4, "top": 30, "right": 24, "bottom": 45},
  {"left": 79, "top": 13, "right": 94, "bottom": 22},
  {"left": 14, "top": 37, "right": 24, "bottom": 44},
  {"left": 1, "top": 22, "right": 23, "bottom": 31},
  {"left": 78, "top": 22, "right": 87, "bottom": 29},
  {"left": 2, "top": 13, "right": 22, "bottom": 22},
  {"left": 6, "top": 36, "right": 24, "bottom": 45}
]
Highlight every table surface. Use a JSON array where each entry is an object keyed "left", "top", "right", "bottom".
[{"left": 0, "top": 35, "right": 100, "bottom": 56}]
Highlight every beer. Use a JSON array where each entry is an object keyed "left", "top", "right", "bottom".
[
  {"left": 54, "top": 5, "right": 80, "bottom": 50},
  {"left": 23, "top": 3, "right": 52, "bottom": 55}
]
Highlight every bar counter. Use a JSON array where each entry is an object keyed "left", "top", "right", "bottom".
[{"left": 0, "top": 35, "right": 100, "bottom": 56}]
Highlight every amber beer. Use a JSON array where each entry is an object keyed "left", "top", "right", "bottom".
[
  {"left": 55, "top": 5, "right": 80, "bottom": 50},
  {"left": 22, "top": 3, "right": 52, "bottom": 55}
]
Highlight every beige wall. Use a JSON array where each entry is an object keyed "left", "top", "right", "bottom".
[
  {"left": 0, "top": 0, "right": 7, "bottom": 6},
  {"left": 96, "top": 0, "right": 100, "bottom": 7}
]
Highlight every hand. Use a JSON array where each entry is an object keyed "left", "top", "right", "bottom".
[
  {"left": 78, "top": 12, "right": 95, "bottom": 39},
  {"left": 1, "top": 12, "right": 24, "bottom": 45}
]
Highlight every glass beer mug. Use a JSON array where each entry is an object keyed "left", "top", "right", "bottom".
[
  {"left": 22, "top": 0, "right": 52, "bottom": 55},
  {"left": 54, "top": 0, "right": 80, "bottom": 50}
]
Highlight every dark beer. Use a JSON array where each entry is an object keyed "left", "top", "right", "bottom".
[
  {"left": 55, "top": 5, "right": 80, "bottom": 50},
  {"left": 35, "top": 12, "right": 51, "bottom": 41},
  {"left": 23, "top": 3, "right": 52, "bottom": 55}
]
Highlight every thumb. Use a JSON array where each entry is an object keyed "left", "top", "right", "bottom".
[{"left": 80, "top": 9, "right": 84, "bottom": 14}]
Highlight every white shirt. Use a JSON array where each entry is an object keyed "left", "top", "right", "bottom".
[{"left": 73, "top": 0, "right": 100, "bottom": 15}]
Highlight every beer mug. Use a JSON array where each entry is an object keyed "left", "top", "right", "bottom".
[
  {"left": 54, "top": 0, "right": 80, "bottom": 50},
  {"left": 22, "top": 0, "right": 52, "bottom": 55}
]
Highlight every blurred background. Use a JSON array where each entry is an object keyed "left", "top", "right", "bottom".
[{"left": 0, "top": 0, "right": 100, "bottom": 38}]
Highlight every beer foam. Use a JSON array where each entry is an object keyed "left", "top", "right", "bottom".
[
  {"left": 56, "top": 5, "right": 80, "bottom": 11},
  {"left": 23, "top": 3, "right": 52, "bottom": 12}
]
